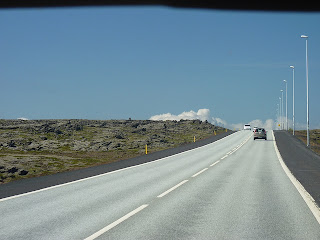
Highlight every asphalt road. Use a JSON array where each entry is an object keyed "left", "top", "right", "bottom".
[{"left": 1, "top": 130, "right": 320, "bottom": 239}]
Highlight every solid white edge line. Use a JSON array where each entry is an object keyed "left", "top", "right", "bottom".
[
  {"left": 191, "top": 168, "right": 208, "bottom": 178},
  {"left": 157, "top": 180, "right": 188, "bottom": 198},
  {"left": 84, "top": 204, "right": 149, "bottom": 240},
  {"left": 272, "top": 130, "right": 320, "bottom": 225},
  {"left": 210, "top": 160, "right": 220, "bottom": 167},
  {"left": 1, "top": 132, "right": 238, "bottom": 202}
]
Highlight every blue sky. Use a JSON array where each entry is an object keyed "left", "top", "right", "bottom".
[{"left": 1, "top": 7, "right": 319, "bottom": 129}]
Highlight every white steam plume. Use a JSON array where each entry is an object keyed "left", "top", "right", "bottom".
[
  {"left": 150, "top": 108, "right": 277, "bottom": 130},
  {"left": 150, "top": 109, "right": 211, "bottom": 122}
]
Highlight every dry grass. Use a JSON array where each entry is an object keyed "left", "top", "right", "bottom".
[{"left": 290, "top": 129, "right": 320, "bottom": 155}]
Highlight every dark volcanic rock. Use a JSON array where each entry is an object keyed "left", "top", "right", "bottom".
[
  {"left": 8, "top": 140, "right": 16, "bottom": 147},
  {"left": 0, "top": 119, "right": 223, "bottom": 153},
  {"left": 19, "top": 170, "right": 29, "bottom": 176},
  {"left": 7, "top": 167, "right": 18, "bottom": 174}
]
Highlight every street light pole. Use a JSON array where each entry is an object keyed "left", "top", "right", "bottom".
[
  {"left": 277, "top": 103, "right": 279, "bottom": 130},
  {"left": 290, "top": 66, "right": 295, "bottom": 135},
  {"left": 280, "top": 89, "right": 284, "bottom": 130},
  {"left": 279, "top": 97, "right": 282, "bottom": 130},
  {"left": 301, "top": 35, "right": 309, "bottom": 147},
  {"left": 283, "top": 80, "right": 288, "bottom": 130}
]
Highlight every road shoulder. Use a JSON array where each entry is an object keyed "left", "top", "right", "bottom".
[{"left": 274, "top": 130, "right": 320, "bottom": 208}]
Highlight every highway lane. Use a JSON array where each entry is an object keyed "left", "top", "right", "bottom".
[{"left": 1, "top": 130, "right": 320, "bottom": 239}]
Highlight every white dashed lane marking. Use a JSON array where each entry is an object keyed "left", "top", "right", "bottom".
[
  {"left": 157, "top": 180, "right": 189, "bottom": 198},
  {"left": 192, "top": 168, "right": 209, "bottom": 178}
]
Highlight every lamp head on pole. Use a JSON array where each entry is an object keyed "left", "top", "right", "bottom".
[
  {"left": 290, "top": 66, "right": 294, "bottom": 69},
  {"left": 301, "top": 35, "right": 308, "bottom": 38},
  {"left": 283, "top": 80, "right": 287, "bottom": 83}
]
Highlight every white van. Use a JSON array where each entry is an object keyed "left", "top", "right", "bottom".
[{"left": 243, "top": 124, "right": 251, "bottom": 130}]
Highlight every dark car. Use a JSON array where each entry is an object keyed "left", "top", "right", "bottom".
[{"left": 253, "top": 128, "right": 267, "bottom": 140}]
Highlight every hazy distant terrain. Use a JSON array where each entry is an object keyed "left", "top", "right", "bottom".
[{"left": 0, "top": 119, "right": 225, "bottom": 183}]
